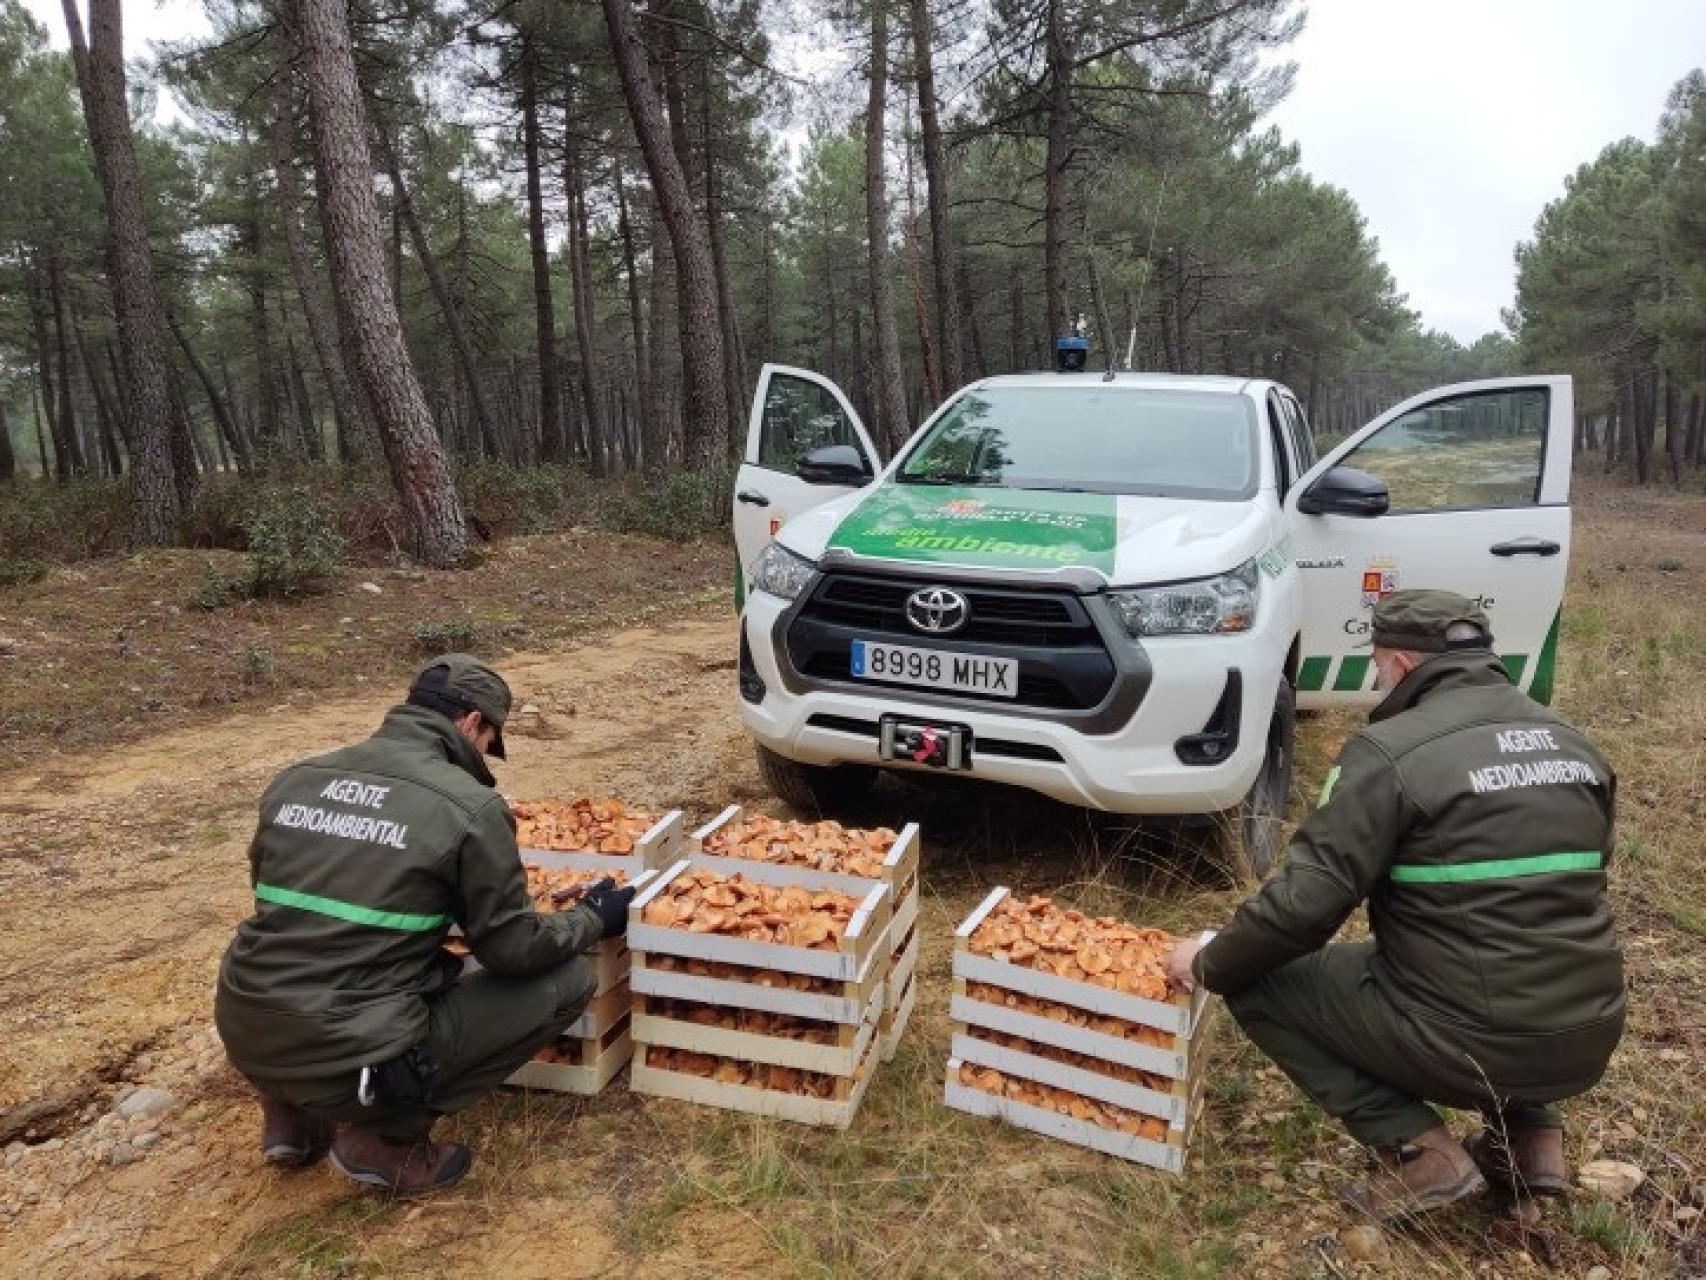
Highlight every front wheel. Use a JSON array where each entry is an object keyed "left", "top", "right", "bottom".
[
  {"left": 755, "top": 744, "right": 878, "bottom": 814},
  {"left": 1210, "top": 681, "right": 1296, "bottom": 880}
]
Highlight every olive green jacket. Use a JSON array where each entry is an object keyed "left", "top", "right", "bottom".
[
  {"left": 215, "top": 704, "right": 600, "bottom": 1083},
  {"left": 1197, "top": 651, "right": 1626, "bottom": 1095}
]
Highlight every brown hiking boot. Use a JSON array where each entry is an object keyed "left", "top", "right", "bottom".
[
  {"left": 260, "top": 1096, "right": 335, "bottom": 1168},
  {"left": 1466, "top": 1124, "right": 1568, "bottom": 1198},
  {"left": 1341, "top": 1126, "right": 1487, "bottom": 1224},
  {"left": 329, "top": 1123, "right": 472, "bottom": 1196}
]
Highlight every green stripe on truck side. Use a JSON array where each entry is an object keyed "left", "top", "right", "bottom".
[
  {"left": 1333, "top": 654, "right": 1371, "bottom": 692},
  {"left": 1297, "top": 655, "right": 1330, "bottom": 692}
]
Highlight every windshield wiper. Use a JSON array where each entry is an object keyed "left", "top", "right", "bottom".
[{"left": 899, "top": 473, "right": 1000, "bottom": 486}]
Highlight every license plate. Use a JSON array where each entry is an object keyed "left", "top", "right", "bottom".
[{"left": 849, "top": 640, "right": 1018, "bottom": 698}]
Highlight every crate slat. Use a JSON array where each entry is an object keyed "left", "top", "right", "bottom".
[
  {"left": 943, "top": 1062, "right": 1187, "bottom": 1172},
  {"left": 632, "top": 1000, "right": 882, "bottom": 1075},
  {"left": 630, "top": 1037, "right": 880, "bottom": 1130},
  {"left": 506, "top": 1025, "right": 634, "bottom": 1095}
]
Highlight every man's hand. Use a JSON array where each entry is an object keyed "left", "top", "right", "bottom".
[
  {"left": 1164, "top": 938, "right": 1202, "bottom": 990},
  {"left": 581, "top": 878, "right": 638, "bottom": 939}
]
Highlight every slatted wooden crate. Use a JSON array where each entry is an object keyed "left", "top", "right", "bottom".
[
  {"left": 517, "top": 807, "right": 686, "bottom": 873},
  {"left": 943, "top": 887, "right": 1215, "bottom": 1172},
  {"left": 686, "top": 807, "right": 922, "bottom": 1059},
  {"left": 625, "top": 860, "right": 892, "bottom": 1128},
  {"left": 498, "top": 867, "right": 659, "bottom": 1096}
]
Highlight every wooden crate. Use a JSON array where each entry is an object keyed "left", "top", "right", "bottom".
[
  {"left": 686, "top": 810, "right": 921, "bottom": 1059},
  {"left": 627, "top": 860, "right": 893, "bottom": 984},
  {"left": 951, "top": 887, "right": 1210, "bottom": 1078},
  {"left": 519, "top": 808, "right": 686, "bottom": 875},
  {"left": 943, "top": 1054, "right": 1208, "bottom": 1173},
  {"left": 629, "top": 1033, "right": 882, "bottom": 1130},
  {"left": 507, "top": 1014, "right": 634, "bottom": 1096},
  {"left": 879, "top": 969, "right": 917, "bottom": 1063},
  {"left": 944, "top": 886, "right": 1214, "bottom": 1171},
  {"left": 626, "top": 860, "right": 891, "bottom": 1124},
  {"left": 686, "top": 807, "right": 920, "bottom": 898}
]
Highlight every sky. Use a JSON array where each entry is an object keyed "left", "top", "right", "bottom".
[
  {"left": 24, "top": 0, "right": 1706, "bottom": 345},
  {"left": 1266, "top": 0, "right": 1706, "bottom": 342}
]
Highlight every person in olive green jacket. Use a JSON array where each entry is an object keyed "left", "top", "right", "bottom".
[
  {"left": 1166, "top": 591, "right": 1625, "bottom": 1224},
  {"left": 215, "top": 655, "right": 635, "bottom": 1196}
]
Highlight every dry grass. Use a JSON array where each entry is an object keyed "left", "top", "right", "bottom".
[{"left": 207, "top": 471, "right": 1706, "bottom": 1278}]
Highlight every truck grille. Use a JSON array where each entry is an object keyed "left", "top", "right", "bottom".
[{"left": 786, "top": 572, "right": 1117, "bottom": 712}]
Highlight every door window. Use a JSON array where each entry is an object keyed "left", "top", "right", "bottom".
[
  {"left": 1281, "top": 396, "right": 1316, "bottom": 470},
  {"left": 1266, "top": 396, "right": 1293, "bottom": 496},
  {"left": 758, "top": 373, "right": 867, "bottom": 473},
  {"left": 1334, "top": 387, "right": 1548, "bottom": 512}
]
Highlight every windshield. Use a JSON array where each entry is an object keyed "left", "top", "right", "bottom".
[{"left": 897, "top": 386, "right": 1259, "bottom": 500}]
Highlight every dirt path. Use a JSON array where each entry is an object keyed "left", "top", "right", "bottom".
[{"left": 0, "top": 605, "right": 769, "bottom": 1279}]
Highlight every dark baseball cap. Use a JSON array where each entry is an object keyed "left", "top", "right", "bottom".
[
  {"left": 409, "top": 654, "right": 512, "bottom": 758},
  {"left": 1363, "top": 590, "right": 1494, "bottom": 653}
]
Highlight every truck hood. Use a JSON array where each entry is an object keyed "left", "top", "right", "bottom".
[{"left": 779, "top": 483, "right": 1272, "bottom": 587}]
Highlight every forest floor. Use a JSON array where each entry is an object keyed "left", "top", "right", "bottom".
[{"left": 0, "top": 475, "right": 1699, "bottom": 1279}]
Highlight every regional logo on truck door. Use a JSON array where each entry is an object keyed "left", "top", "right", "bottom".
[{"left": 1361, "top": 556, "right": 1399, "bottom": 608}]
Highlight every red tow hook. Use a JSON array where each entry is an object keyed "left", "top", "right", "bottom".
[{"left": 911, "top": 726, "right": 940, "bottom": 763}]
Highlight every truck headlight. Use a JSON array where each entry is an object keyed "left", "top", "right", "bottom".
[
  {"left": 750, "top": 542, "right": 817, "bottom": 602},
  {"left": 1110, "top": 560, "right": 1260, "bottom": 636}
]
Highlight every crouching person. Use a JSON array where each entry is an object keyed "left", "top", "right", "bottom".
[
  {"left": 1166, "top": 592, "right": 1626, "bottom": 1223},
  {"left": 214, "top": 655, "right": 635, "bottom": 1195}
]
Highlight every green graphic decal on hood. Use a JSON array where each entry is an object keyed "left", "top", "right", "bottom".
[{"left": 826, "top": 484, "right": 1119, "bottom": 575}]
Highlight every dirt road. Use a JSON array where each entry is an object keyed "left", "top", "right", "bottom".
[{"left": 0, "top": 607, "right": 779, "bottom": 1278}]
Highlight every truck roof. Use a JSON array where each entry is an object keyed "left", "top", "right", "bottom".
[{"left": 960, "top": 371, "right": 1265, "bottom": 396}]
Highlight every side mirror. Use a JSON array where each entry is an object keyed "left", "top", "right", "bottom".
[
  {"left": 1297, "top": 465, "right": 1390, "bottom": 517},
  {"left": 797, "top": 444, "right": 872, "bottom": 486}
]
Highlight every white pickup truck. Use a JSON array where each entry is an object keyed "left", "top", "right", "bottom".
[{"left": 732, "top": 363, "right": 1574, "bottom": 873}]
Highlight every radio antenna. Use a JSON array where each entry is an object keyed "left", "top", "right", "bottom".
[{"left": 1125, "top": 164, "right": 1170, "bottom": 372}]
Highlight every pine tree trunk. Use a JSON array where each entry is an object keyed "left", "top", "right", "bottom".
[
  {"left": 614, "top": 154, "right": 652, "bottom": 467},
  {"left": 293, "top": 0, "right": 467, "bottom": 566},
  {"left": 864, "top": 0, "right": 906, "bottom": 458},
  {"left": 0, "top": 401, "right": 15, "bottom": 482},
  {"left": 378, "top": 127, "right": 501, "bottom": 461},
  {"left": 903, "top": 126, "right": 939, "bottom": 405},
  {"left": 46, "top": 246, "right": 88, "bottom": 476},
  {"left": 245, "top": 219, "right": 283, "bottom": 449},
  {"left": 285, "top": 329, "right": 321, "bottom": 459},
  {"left": 63, "top": 0, "right": 188, "bottom": 540},
  {"left": 601, "top": 0, "right": 728, "bottom": 467},
  {"left": 75, "top": 325, "right": 125, "bottom": 474},
  {"left": 1662, "top": 368, "right": 1682, "bottom": 485},
  {"left": 168, "top": 314, "right": 251, "bottom": 471},
  {"left": 31, "top": 371, "right": 52, "bottom": 478},
  {"left": 24, "top": 265, "right": 65, "bottom": 480},
  {"left": 270, "top": 34, "right": 372, "bottom": 455},
  {"left": 1042, "top": 0, "right": 1071, "bottom": 345},
  {"left": 699, "top": 65, "right": 744, "bottom": 448},
  {"left": 646, "top": 190, "right": 675, "bottom": 466},
  {"left": 519, "top": 36, "right": 564, "bottom": 463},
  {"left": 909, "top": 0, "right": 961, "bottom": 390},
  {"left": 563, "top": 99, "right": 607, "bottom": 474}
]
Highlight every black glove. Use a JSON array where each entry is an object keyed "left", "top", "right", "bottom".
[{"left": 580, "top": 877, "right": 637, "bottom": 939}]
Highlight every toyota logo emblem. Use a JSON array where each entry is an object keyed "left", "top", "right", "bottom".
[{"left": 905, "top": 587, "right": 970, "bottom": 635}]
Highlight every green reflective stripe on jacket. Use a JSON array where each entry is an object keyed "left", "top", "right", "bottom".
[
  {"left": 1318, "top": 765, "right": 1342, "bottom": 807},
  {"left": 255, "top": 881, "right": 450, "bottom": 932},
  {"left": 1390, "top": 850, "right": 1602, "bottom": 885}
]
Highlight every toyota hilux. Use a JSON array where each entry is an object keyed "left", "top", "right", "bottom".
[{"left": 732, "top": 363, "right": 1574, "bottom": 873}]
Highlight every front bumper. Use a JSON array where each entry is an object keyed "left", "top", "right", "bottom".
[{"left": 739, "top": 587, "right": 1287, "bottom": 816}]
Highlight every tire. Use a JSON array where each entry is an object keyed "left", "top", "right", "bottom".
[
  {"left": 1211, "top": 680, "right": 1296, "bottom": 881},
  {"left": 755, "top": 744, "right": 878, "bottom": 814}
]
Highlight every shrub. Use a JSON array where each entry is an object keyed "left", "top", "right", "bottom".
[
  {"left": 457, "top": 460, "right": 589, "bottom": 539},
  {"left": 409, "top": 620, "right": 479, "bottom": 654},
  {"left": 243, "top": 490, "right": 348, "bottom": 598},
  {"left": 0, "top": 477, "right": 131, "bottom": 562},
  {"left": 603, "top": 462, "right": 735, "bottom": 541}
]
